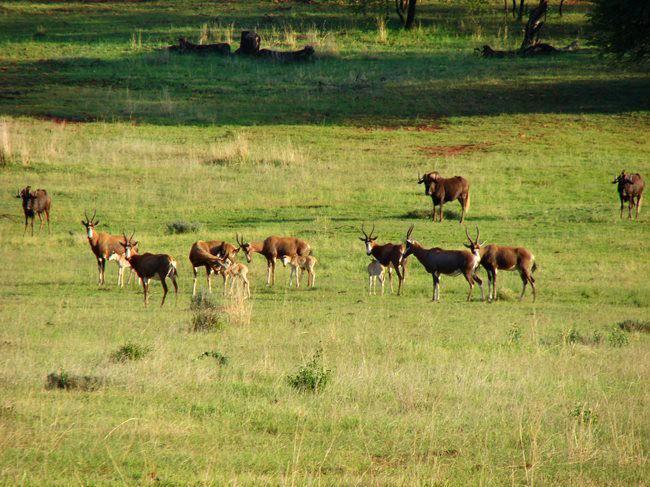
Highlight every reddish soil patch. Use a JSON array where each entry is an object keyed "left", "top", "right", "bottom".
[
  {"left": 361, "top": 123, "right": 443, "bottom": 133},
  {"left": 417, "top": 143, "right": 491, "bottom": 158},
  {"left": 37, "top": 114, "right": 97, "bottom": 125}
]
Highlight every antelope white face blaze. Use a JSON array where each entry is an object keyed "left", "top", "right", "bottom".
[
  {"left": 365, "top": 241, "right": 373, "bottom": 255},
  {"left": 87, "top": 227, "right": 93, "bottom": 238}
]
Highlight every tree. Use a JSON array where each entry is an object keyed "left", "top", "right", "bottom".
[
  {"left": 588, "top": 0, "right": 650, "bottom": 62},
  {"left": 395, "top": 0, "right": 417, "bottom": 29}
]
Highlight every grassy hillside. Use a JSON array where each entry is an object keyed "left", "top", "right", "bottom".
[{"left": 0, "top": 1, "right": 648, "bottom": 484}]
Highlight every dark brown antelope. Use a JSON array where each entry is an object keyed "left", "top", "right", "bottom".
[
  {"left": 473, "top": 236, "right": 537, "bottom": 302},
  {"left": 16, "top": 186, "right": 51, "bottom": 236},
  {"left": 417, "top": 172, "right": 470, "bottom": 223},
  {"left": 237, "top": 234, "right": 311, "bottom": 286},
  {"left": 402, "top": 225, "right": 483, "bottom": 302},
  {"left": 120, "top": 233, "right": 178, "bottom": 307},
  {"left": 189, "top": 240, "right": 237, "bottom": 296},
  {"left": 358, "top": 224, "right": 407, "bottom": 295},
  {"left": 613, "top": 170, "right": 645, "bottom": 220},
  {"left": 81, "top": 210, "right": 136, "bottom": 287}
]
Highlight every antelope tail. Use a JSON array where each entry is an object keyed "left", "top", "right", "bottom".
[
  {"left": 167, "top": 259, "right": 178, "bottom": 278},
  {"left": 531, "top": 260, "right": 537, "bottom": 274},
  {"left": 465, "top": 191, "right": 470, "bottom": 214}
]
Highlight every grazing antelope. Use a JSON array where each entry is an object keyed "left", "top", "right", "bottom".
[
  {"left": 613, "top": 170, "right": 644, "bottom": 220},
  {"left": 417, "top": 172, "right": 470, "bottom": 223},
  {"left": 358, "top": 224, "right": 407, "bottom": 295},
  {"left": 189, "top": 240, "right": 237, "bottom": 296},
  {"left": 224, "top": 261, "right": 251, "bottom": 299},
  {"left": 475, "top": 238, "right": 537, "bottom": 302},
  {"left": 367, "top": 260, "right": 386, "bottom": 295},
  {"left": 81, "top": 210, "right": 137, "bottom": 286},
  {"left": 281, "top": 255, "right": 317, "bottom": 288},
  {"left": 120, "top": 233, "right": 178, "bottom": 307},
  {"left": 16, "top": 186, "right": 51, "bottom": 236},
  {"left": 403, "top": 225, "right": 484, "bottom": 302},
  {"left": 237, "top": 234, "right": 311, "bottom": 286}
]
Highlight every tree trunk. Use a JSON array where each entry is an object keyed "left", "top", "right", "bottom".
[
  {"left": 512, "top": 0, "right": 517, "bottom": 17},
  {"left": 517, "top": 0, "right": 525, "bottom": 21},
  {"left": 559, "top": 0, "right": 565, "bottom": 16},
  {"left": 396, "top": 0, "right": 417, "bottom": 29},
  {"left": 521, "top": 0, "right": 548, "bottom": 50}
]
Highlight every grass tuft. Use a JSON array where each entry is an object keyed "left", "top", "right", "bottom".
[
  {"left": 167, "top": 221, "right": 201, "bottom": 234},
  {"left": 618, "top": 319, "right": 650, "bottom": 333},
  {"left": 287, "top": 347, "right": 332, "bottom": 393},
  {"left": 45, "top": 370, "right": 103, "bottom": 391},
  {"left": 110, "top": 343, "right": 151, "bottom": 362},
  {"left": 191, "top": 308, "right": 226, "bottom": 333},
  {"left": 199, "top": 350, "right": 229, "bottom": 366}
]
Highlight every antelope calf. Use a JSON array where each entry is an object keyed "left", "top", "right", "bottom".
[
  {"left": 359, "top": 224, "right": 407, "bottom": 295},
  {"left": 367, "top": 260, "right": 386, "bottom": 295},
  {"left": 108, "top": 251, "right": 136, "bottom": 288},
  {"left": 612, "top": 170, "right": 644, "bottom": 220},
  {"left": 189, "top": 240, "right": 237, "bottom": 296},
  {"left": 120, "top": 233, "right": 178, "bottom": 307},
  {"left": 224, "top": 262, "right": 251, "bottom": 299},
  {"left": 16, "top": 186, "right": 51, "bottom": 236},
  {"left": 82, "top": 210, "right": 136, "bottom": 286},
  {"left": 403, "top": 225, "right": 484, "bottom": 302},
  {"left": 417, "top": 172, "right": 470, "bottom": 223},
  {"left": 281, "top": 255, "right": 317, "bottom": 288},
  {"left": 238, "top": 234, "right": 311, "bottom": 286}
]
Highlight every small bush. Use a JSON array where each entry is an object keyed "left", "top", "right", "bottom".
[
  {"left": 563, "top": 328, "right": 603, "bottom": 346},
  {"left": 570, "top": 404, "right": 597, "bottom": 424},
  {"left": 287, "top": 348, "right": 332, "bottom": 393},
  {"left": 110, "top": 343, "right": 151, "bottom": 362},
  {"left": 190, "top": 291, "right": 218, "bottom": 310},
  {"left": 618, "top": 320, "right": 650, "bottom": 333},
  {"left": 199, "top": 350, "right": 229, "bottom": 366},
  {"left": 496, "top": 288, "right": 517, "bottom": 302},
  {"left": 505, "top": 323, "right": 522, "bottom": 345},
  {"left": 46, "top": 370, "right": 103, "bottom": 391},
  {"left": 167, "top": 221, "right": 201, "bottom": 234},
  {"left": 607, "top": 328, "right": 629, "bottom": 347},
  {"left": 191, "top": 308, "right": 226, "bottom": 332}
]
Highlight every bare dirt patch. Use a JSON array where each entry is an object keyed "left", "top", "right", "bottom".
[
  {"left": 417, "top": 143, "right": 491, "bottom": 157},
  {"left": 360, "top": 123, "right": 443, "bottom": 133}
]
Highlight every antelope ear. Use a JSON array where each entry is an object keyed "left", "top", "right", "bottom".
[
  {"left": 463, "top": 243, "right": 472, "bottom": 249},
  {"left": 95, "top": 220, "right": 101, "bottom": 226},
  {"left": 81, "top": 220, "right": 85, "bottom": 225},
  {"left": 358, "top": 237, "right": 366, "bottom": 241},
  {"left": 370, "top": 237, "right": 377, "bottom": 241},
  {"left": 133, "top": 241, "right": 139, "bottom": 246}
]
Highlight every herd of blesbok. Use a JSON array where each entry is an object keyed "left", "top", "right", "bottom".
[{"left": 14, "top": 168, "right": 644, "bottom": 306}]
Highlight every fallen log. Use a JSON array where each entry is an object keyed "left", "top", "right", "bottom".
[
  {"left": 476, "top": 41, "right": 578, "bottom": 58},
  {"left": 168, "top": 37, "right": 231, "bottom": 55},
  {"left": 257, "top": 46, "right": 315, "bottom": 62}
]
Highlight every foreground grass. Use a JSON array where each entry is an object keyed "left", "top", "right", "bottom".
[{"left": 0, "top": 1, "right": 649, "bottom": 484}]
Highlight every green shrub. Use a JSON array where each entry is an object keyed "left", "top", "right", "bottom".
[
  {"left": 191, "top": 308, "right": 226, "bottom": 332},
  {"left": 199, "top": 350, "right": 229, "bottom": 366},
  {"left": 607, "top": 328, "right": 629, "bottom": 347},
  {"left": 190, "top": 291, "right": 217, "bottom": 310},
  {"left": 287, "top": 348, "right": 332, "bottom": 393},
  {"left": 45, "top": 370, "right": 103, "bottom": 391},
  {"left": 570, "top": 404, "right": 597, "bottom": 424},
  {"left": 588, "top": 0, "right": 650, "bottom": 62},
  {"left": 110, "top": 343, "right": 151, "bottom": 362},
  {"left": 166, "top": 221, "right": 201, "bottom": 234},
  {"left": 618, "top": 319, "right": 650, "bottom": 333}
]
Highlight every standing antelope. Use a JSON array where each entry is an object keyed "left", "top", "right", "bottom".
[
  {"left": 417, "top": 172, "right": 470, "bottom": 223},
  {"left": 16, "top": 186, "right": 51, "bottom": 236},
  {"left": 281, "top": 255, "right": 317, "bottom": 288},
  {"left": 189, "top": 240, "right": 237, "bottom": 296},
  {"left": 224, "top": 261, "right": 251, "bottom": 298},
  {"left": 367, "top": 260, "right": 386, "bottom": 295},
  {"left": 358, "top": 224, "right": 407, "bottom": 295},
  {"left": 403, "top": 225, "right": 484, "bottom": 302},
  {"left": 475, "top": 238, "right": 537, "bottom": 302},
  {"left": 237, "top": 234, "right": 311, "bottom": 286},
  {"left": 613, "top": 170, "right": 644, "bottom": 220},
  {"left": 120, "top": 233, "right": 178, "bottom": 307},
  {"left": 81, "top": 210, "right": 136, "bottom": 287}
]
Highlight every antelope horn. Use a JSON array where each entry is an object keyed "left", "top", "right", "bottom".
[
  {"left": 360, "top": 223, "right": 368, "bottom": 239},
  {"left": 475, "top": 225, "right": 480, "bottom": 244},
  {"left": 465, "top": 225, "right": 472, "bottom": 243},
  {"left": 370, "top": 223, "right": 376, "bottom": 239},
  {"left": 406, "top": 224, "right": 414, "bottom": 239},
  {"left": 84, "top": 210, "right": 89, "bottom": 222},
  {"left": 91, "top": 208, "right": 97, "bottom": 223},
  {"left": 129, "top": 231, "right": 135, "bottom": 243}
]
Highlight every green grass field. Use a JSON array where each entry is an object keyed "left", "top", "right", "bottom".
[{"left": 1, "top": 1, "right": 649, "bottom": 484}]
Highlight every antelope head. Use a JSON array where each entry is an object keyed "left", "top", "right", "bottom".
[
  {"left": 119, "top": 231, "right": 138, "bottom": 258},
  {"left": 463, "top": 225, "right": 484, "bottom": 257},
  {"left": 358, "top": 223, "right": 377, "bottom": 255},
  {"left": 402, "top": 224, "right": 416, "bottom": 258},
  {"left": 81, "top": 209, "right": 100, "bottom": 238},
  {"left": 236, "top": 233, "right": 252, "bottom": 263}
]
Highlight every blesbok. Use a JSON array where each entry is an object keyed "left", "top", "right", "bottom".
[
  {"left": 81, "top": 210, "right": 136, "bottom": 287},
  {"left": 471, "top": 234, "right": 537, "bottom": 302},
  {"left": 402, "top": 225, "right": 484, "bottom": 302},
  {"left": 16, "top": 186, "right": 51, "bottom": 236},
  {"left": 224, "top": 262, "right": 251, "bottom": 299},
  {"left": 281, "top": 255, "right": 317, "bottom": 288},
  {"left": 358, "top": 224, "right": 407, "bottom": 295},
  {"left": 417, "top": 172, "right": 470, "bottom": 223},
  {"left": 189, "top": 240, "right": 237, "bottom": 296},
  {"left": 612, "top": 170, "right": 644, "bottom": 220},
  {"left": 120, "top": 233, "right": 178, "bottom": 307},
  {"left": 237, "top": 234, "right": 311, "bottom": 286},
  {"left": 367, "top": 260, "right": 386, "bottom": 295}
]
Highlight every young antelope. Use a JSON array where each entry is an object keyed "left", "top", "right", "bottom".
[
  {"left": 367, "top": 260, "right": 385, "bottom": 295},
  {"left": 225, "top": 262, "right": 251, "bottom": 299},
  {"left": 281, "top": 255, "right": 317, "bottom": 287}
]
